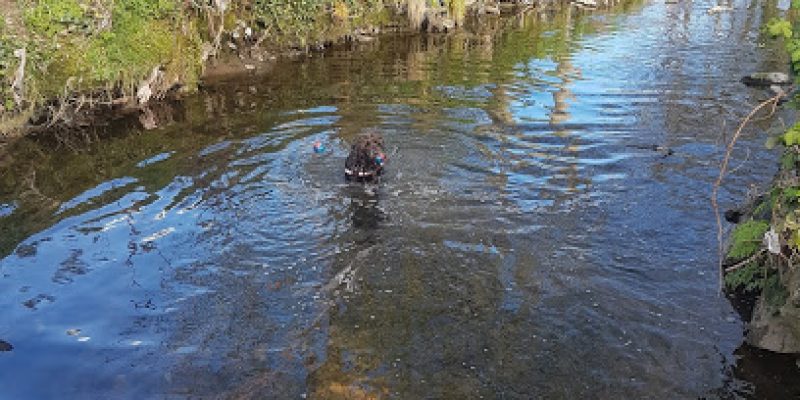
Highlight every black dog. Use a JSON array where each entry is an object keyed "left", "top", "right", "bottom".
[{"left": 345, "top": 132, "right": 386, "bottom": 180}]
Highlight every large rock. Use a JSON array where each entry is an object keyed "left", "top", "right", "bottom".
[
  {"left": 741, "top": 72, "right": 792, "bottom": 87},
  {"left": 747, "top": 265, "right": 800, "bottom": 353}
]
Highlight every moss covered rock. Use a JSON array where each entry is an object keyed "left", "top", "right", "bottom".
[{"left": 747, "top": 267, "right": 800, "bottom": 353}]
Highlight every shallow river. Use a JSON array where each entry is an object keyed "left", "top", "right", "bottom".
[{"left": 2, "top": 0, "right": 800, "bottom": 398}]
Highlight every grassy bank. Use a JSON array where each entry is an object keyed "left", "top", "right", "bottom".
[
  {"left": 1, "top": 0, "right": 467, "bottom": 135},
  {"left": 0, "top": 0, "right": 636, "bottom": 136}
]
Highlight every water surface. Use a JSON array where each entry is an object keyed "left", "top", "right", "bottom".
[{"left": 1, "top": 0, "right": 799, "bottom": 398}]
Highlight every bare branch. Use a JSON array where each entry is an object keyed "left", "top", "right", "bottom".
[{"left": 711, "top": 91, "right": 785, "bottom": 294}]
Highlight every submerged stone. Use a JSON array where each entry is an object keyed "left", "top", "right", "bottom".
[
  {"left": 741, "top": 72, "right": 791, "bottom": 86},
  {"left": 0, "top": 340, "right": 12, "bottom": 352}
]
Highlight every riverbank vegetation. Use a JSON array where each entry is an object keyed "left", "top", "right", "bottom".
[
  {"left": 1, "top": 0, "right": 569, "bottom": 136},
  {"left": 0, "top": 0, "right": 389, "bottom": 135},
  {"left": 720, "top": 9, "right": 800, "bottom": 353}
]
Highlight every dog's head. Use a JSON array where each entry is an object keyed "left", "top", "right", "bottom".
[{"left": 345, "top": 132, "right": 386, "bottom": 179}]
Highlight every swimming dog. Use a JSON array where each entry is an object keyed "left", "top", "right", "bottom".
[{"left": 345, "top": 132, "right": 386, "bottom": 180}]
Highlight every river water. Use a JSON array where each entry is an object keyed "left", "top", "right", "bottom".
[{"left": 1, "top": 0, "right": 800, "bottom": 398}]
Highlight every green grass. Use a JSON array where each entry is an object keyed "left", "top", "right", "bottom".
[{"left": 19, "top": 0, "right": 196, "bottom": 100}]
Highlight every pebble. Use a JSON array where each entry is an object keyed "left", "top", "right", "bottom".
[{"left": 770, "top": 85, "right": 786, "bottom": 96}]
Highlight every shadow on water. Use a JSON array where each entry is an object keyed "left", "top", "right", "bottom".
[{"left": 1, "top": 0, "right": 800, "bottom": 398}]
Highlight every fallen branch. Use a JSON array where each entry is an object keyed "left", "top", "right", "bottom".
[{"left": 711, "top": 91, "right": 785, "bottom": 294}]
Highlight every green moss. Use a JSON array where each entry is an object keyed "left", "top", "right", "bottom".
[
  {"left": 780, "top": 150, "right": 798, "bottom": 171},
  {"left": 7, "top": 0, "right": 388, "bottom": 114},
  {"left": 251, "top": 0, "right": 386, "bottom": 44},
  {"left": 724, "top": 260, "right": 765, "bottom": 292},
  {"left": 254, "top": 0, "right": 326, "bottom": 40},
  {"left": 753, "top": 193, "right": 776, "bottom": 218},
  {"left": 14, "top": 0, "right": 203, "bottom": 102},
  {"left": 117, "top": 0, "right": 177, "bottom": 18},
  {"left": 763, "top": 273, "right": 789, "bottom": 313},
  {"left": 23, "top": 0, "right": 87, "bottom": 37},
  {"left": 0, "top": 35, "right": 19, "bottom": 110},
  {"left": 767, "top": 18, "right": 793, "bottom": 38},
  {"left": 781, "top": 123, "right": 800, "bottom": 146},
  {"left": 728, "top": 220, "right": 769, "bottom": 261},
  {"left": 84, "top": 20, "right": 173, "bottom": 84}
]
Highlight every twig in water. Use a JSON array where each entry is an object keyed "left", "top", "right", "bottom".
[
  {"left": 711, "top": 91, "right": 784, "bottom": 294},
  {"left": 727, "top": 147, "right": 751, "bottom": 176}
]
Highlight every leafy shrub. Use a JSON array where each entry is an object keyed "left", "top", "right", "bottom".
[
  {"left": 779, "top": 123, "right": 800, "bottom": 146},
  {"left": 767, "top": 18, "right": 793, "bottom": 38},
  {"left": 254, "top": 0, "right": 325, "bottom": 39}
]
